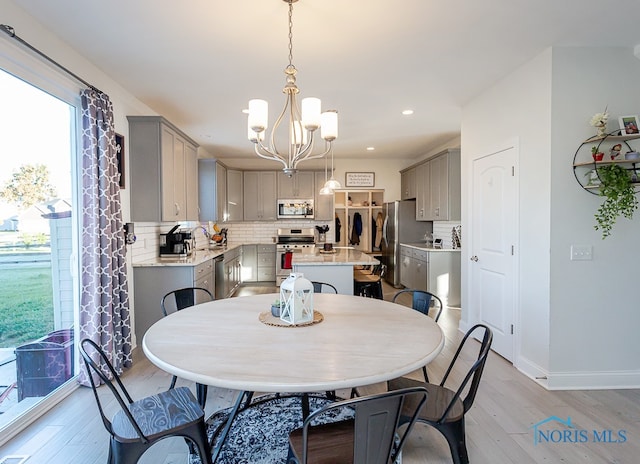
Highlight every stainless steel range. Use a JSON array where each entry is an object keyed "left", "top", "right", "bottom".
[{"left": 276, "top": 228, "right": 315, "bottom": 285}]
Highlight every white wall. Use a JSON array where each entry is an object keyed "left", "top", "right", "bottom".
[
  {"left": 461, "top": 49, "right": 553, "bottom": 378},
  {"left": 548, "top": 47, "right": 640, "bottom": 388},
  {"left": 463, "top": 46, "right": 640, "bottom": 389}
]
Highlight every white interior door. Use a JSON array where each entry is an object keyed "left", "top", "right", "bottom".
[{"left": 470, "top": 147, "right": 517, "bottom": 361}]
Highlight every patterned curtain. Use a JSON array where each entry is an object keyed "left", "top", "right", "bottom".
[{"left": 78, "top": 88, "right": 132, "bottom": 386}]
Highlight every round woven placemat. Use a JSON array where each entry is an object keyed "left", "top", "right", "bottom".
[{"left": 259, "top": 310, "right": 324, "bottom": 327}]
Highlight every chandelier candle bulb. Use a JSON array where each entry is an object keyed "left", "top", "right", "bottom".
[
  {"left": 302, "top": 97, "right": 321, "bottom": 130},
  {"left": 321, "top": 110, "right": 338, "bottom": 141},
  {"left": 248, "top": 99, "right": 268, "bottom": 133}
]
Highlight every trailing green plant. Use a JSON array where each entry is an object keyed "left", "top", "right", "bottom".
[{"left": 594, "top": 164, "right": 638, "bottom": 239}]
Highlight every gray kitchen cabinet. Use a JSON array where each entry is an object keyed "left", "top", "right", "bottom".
[
  {"left": 277, "top": 171, "right": 315, "bottom": 199},
  {"left": 243, "top": 171, "right": 277, "bottom": 220},
  {"left": 226, "top": 169, "right": 243, "bottom": 221},
  {"left": 241, "top": 244, "right": 257, "bottom": 282},
  {"left": 223, "top": 246, "right": 242, "bottom": 297},
  {"left": 399, "top": 245, "right": 427, "bottom": 291},
  {"left": 415, "top": 161, "right": 430, "bottom": 221},
  {"left": 216, "top": 162, "right": 227, "bottom": 222},
  {"left": 400, "top": 167, "right": 417, "bottom": 200},
  {"left": 314, "top": 171, "right": 334, "bottom": 221},
  {"left": 427, "top": 149, "right": 461, "bottom": 221},
  {"left": 257, "top": 244, "right": 276, "bottom": 282},
  {"left": 132, "top": 260, "right": 213, "bottom": 343},
  {"left": 241, "top": 244, "right": 275, "bottom": 283},
  {"left": 128, "top": 116, "right": 198, "bottom": 222},
  {"left": 415, "top": 148, "right": 460, "bottom": 221}
]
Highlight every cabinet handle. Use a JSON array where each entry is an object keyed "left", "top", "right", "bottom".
[
  {"left": 174, "top": 203, "right": 180, "bottom": 216},
  {"left": 470, "top": 255, "right": 479, "bottom": 262}
]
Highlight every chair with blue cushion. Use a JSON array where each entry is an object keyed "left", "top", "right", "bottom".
[{"left": 80, "top": 338, "right": 213, "bottom": 464}]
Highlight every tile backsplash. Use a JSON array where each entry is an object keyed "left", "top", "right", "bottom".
[
  {"left": 432, "top": 221, "right": 462, "bottom": 249},
  {"left": 129, "top": 219, "right": 336, "bottom": 263}
]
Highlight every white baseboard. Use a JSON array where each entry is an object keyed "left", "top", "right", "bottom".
[
  {"left": 545, "top": 370, "right": 640, "bottom": 390},
  {"left": 515, "top": 356, "right": 640, "bottom": 390}
]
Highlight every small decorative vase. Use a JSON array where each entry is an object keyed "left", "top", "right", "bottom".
[
  {"left": 596, "top": 124, "right": 607, "bottom": 138},
  {"left": 271, "top": 304, "right": 281, "bottom": 317}
]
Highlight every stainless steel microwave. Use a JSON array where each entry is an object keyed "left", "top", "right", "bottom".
[{"left": 277, "top": 199, "right": 314, "bottom": 219}]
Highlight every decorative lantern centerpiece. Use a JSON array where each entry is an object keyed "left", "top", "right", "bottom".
[{"left": 279, "top": 272, "right": 314, "bottom": 325}]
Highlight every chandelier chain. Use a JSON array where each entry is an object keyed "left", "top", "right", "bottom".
[{"left": 288, "top": 2, "right": 294, "bottom": 68}]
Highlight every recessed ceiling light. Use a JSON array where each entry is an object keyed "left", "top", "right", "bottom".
[
  {"left": 242, "top": 108, "right": 249, "bottom": 114},
  {"left": 402, "top": 109, "right": 414, "bottom": 115},
  {"left": 366, "top": 147, "right": 375, "bottom": 151}
]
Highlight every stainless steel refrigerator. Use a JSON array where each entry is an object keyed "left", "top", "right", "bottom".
[{"left": 381, "top": 200, "right": 432, "bottom": 287}]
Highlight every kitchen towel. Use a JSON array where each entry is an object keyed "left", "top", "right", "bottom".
[{"left": 282, "top": 251, "right": 293, "bottom": 270}]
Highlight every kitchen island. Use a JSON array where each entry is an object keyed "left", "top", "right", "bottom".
[{"left": 292, "top": 247, "right": 379, "bottom": 295}]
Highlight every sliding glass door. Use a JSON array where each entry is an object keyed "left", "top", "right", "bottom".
[{"left": 0, "top": 68, "right": 79, "bottom": 437}]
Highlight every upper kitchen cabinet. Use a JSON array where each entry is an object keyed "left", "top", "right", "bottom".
[
  {"left": 314, "top": 171, "right": 334, "bottom": 221},
  {"left": 198, "top": 159, "right": 227, "bottom": 222},
  {"left": 277, "top": 171, "right": 315, "bottom": 198},
  {"left": 415, "top": 148, "right": 461, "bottom": 221},
  {"left": 400, "top": 167, "right": 417, "bottom": 200},
  {"left": 128, "top": 116, "right": 198, "bottom": 222},
  {"left": 244, "top": 171, "right": 277, "bottom": 220},
  {"left": 226, "top": 169, "right": 244, "bottom": 221}
]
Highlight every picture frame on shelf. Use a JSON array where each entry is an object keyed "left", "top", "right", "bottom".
[{"left": 618, "top": 115, "right": 639, "bottom": 135}]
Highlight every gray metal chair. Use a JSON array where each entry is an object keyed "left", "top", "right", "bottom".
[
  {"left": 392, "top": 289, "right": 443, "bottom": 382},
  {"left": 79, "top": 339, "right": 213, "bottom": 464},
  {"left": 287, "top": 386, "right": 428, "bottom": 464},
  {"left": 161, "top": 287, "right": 213, "bottom": 407},
  {"left": 388, "top": 324, "right": 493, "bottom": 464}
]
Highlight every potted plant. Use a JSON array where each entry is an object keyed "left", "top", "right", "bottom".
[
  {"left": 594, "top": 164, "right": 638, "bottom": 239},
  {"left": 271, "top": 299, "right": 282, "bottom": 317},
  {"left": 591, "top": 146, "right": 604, "bottom": 161}
]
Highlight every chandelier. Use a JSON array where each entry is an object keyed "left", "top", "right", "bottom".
[{"left": 247, "top": 0, "right": 338, "bottom": 177}]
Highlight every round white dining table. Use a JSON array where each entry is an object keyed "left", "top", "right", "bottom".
[
  {"left": 143, "top": 292, "right": 444, "bottom": 462},
  {"left": 143, "top": 292, "right": 444, "bottom": 394}
]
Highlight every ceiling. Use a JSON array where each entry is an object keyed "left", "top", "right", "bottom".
[{"left": 8, "top": 0, "right": 640, "bottom": 169}]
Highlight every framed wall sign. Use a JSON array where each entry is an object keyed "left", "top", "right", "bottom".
[{"left": 345, "top": 172, "right": 375, "bottom": 187}]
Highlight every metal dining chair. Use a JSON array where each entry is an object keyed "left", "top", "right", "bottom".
[
  {"left": 311, "top": 281, "right": 338, "bottom": 293},
  {"left": 392, "top": 289, "right": 443, "bottom": 382},
  {"left": 79, "top": 338, "right": 213, "bottom": 464},
  {"left": 388, "top": 324, "right": 493, "bottom": 464},
  {"left": 161, "top": 287, "right": 213, "bottom": 407},
  {"left": 287, "top": 387, "right": 428, "bottom": 464}
]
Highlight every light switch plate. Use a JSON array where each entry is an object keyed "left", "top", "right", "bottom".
[{"left": 570, "top": 245, "right": 592, "bottom": 261}]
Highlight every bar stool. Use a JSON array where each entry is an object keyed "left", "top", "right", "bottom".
[{"left": 354, "top": 264, "right": 386, "bottom": 299}]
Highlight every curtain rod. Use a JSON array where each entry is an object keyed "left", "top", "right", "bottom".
[{"left": 0, "top": 23, "right": 103, "bottom": 94}]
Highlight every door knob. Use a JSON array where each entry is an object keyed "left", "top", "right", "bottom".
[{"left": 470, "top": 255, "right": 478, "bottom": 262}]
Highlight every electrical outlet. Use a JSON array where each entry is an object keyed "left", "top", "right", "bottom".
[{"left": 570, "top": 245, "right": 592, "bottom": 261}]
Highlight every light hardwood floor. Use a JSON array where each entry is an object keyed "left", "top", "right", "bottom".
[{"left": 1, "top": 282, "right": 638, "bottom": 463}]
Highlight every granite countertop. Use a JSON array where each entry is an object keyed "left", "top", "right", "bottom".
[
  {"left": 132, "top": 242, "right": 243, "bottom": 267},
  {"left": 400, "top": 242, "right": 462, "bottom": 252},
  {"left": 292, "top": 247, "right": 380, "bottom": 266}
]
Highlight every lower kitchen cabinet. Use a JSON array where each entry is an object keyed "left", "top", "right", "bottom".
[
  {"left": 241, "top": 244, "right": 275, "bottom": 283},
  {"left": 257, "top": 244, "right": 276, "bottom": 282},
  {"left": 223, "top": 246, "right": 242, "bottom": 298},
  {"left": 132, "top": 259, "right": 214, "bottom": 343},
  {"left": 399, "top": 245, "right": 461, "bottom": 307}
]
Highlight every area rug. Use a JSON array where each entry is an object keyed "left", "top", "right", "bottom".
[{"left": 189, "top": 393, "right": 354, "bottom": 464}]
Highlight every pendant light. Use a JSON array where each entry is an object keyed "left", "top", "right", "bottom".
[{"left": 323, "top": 143, "right": 341, "bottom": 190}]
